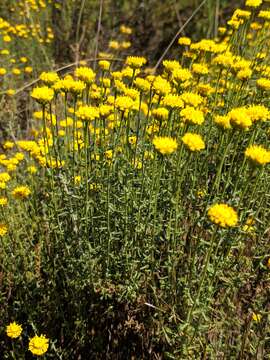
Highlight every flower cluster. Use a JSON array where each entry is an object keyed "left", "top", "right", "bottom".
[{"left": 208, "top": 204, "right": 238, "bottom": 228}]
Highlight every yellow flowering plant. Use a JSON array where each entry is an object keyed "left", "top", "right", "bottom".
[{"left": 0, "top": 1, "right": 270, "bottom": 358}]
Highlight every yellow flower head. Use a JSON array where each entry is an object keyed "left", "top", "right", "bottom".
[
  {"left": 3, "top": 141, "right": 14, "bottom": 150},
  {"left": 162, "top": 60, "right": 181, "bottom": 73},
  {"left": 6, "top": 322, "right": 22, "bottom": 338},
  {"left": 182, "top": 133, "right": 205, "bottom": 152},
  {"left": 180, "top": 92, "right": 203, "bottom": 108},
  {"left": 162, "top": 94, "right": 184, "bottom": 109},
  {"left": 76, "top": 105, "right": 99, "bottom": 121},
  {"left": 245, "top": 0, "right": 262, "bottom": 7},
  {"left": 98, "top": 60, "right": 111, "bottom": 71},
  {"left": 247, "top": 105, "right": 270, "bottom": 122},
  {"left": 252, "top": 312, "right": 262, "bottom": 322},
  {"left": 153, "top": 76, "right": 171, "bottom": 96},
  {"left": 134, "top": 77, "right": 151, "bottom": 93},
  {"left": 245, "top": 145, "right": 270, "bottom": 165},
  {"left": 214, "top": 115, "right": 231, "bottom": 130},
  {"left": 172, "top": 68, "right": 192, "bottom": 83},
  {"left": 0, "top": 223, "right": 8, "bottom": 236},
  {"left": 192, "top": 63, "right": 209, "bottom": 75},
  {"left": 0, "top": 172, "right": 11, "bottom": 183},
  {"left": 237, "top": 68, "right": 252, "bottom": 81},
  {"left": 152, "top": 107, "right": 169, "bottom": 120},
  {"left": 257, "top": 78, "right": 270, "bottom": 91},
  {"left": 39, "top": 72, "right": 59, "bottom": 85},
  {"left": 74, "top": 175, "right": 81, "bottom": 185},
  {"left": 31, "top": 86, "right": 54, "bottom": 104},
  {"left": 115, "top": 96, "right": 134, "bottom": 111},
  {"left": 180, "top": 106, "right": 205, "bottom": 125},
  {"left": 120, "top": 25, "right": 132, "bottom": 34},
  {"left": 75, "top": 66, "right": 96, "bottom": 84},
  {"left": 208, "top": 203, "right": 238, "bottom": 228},
  {"left": 228, "top": 107, "right": 252, "bottom": 130},
  {"left": 27, "top": 166, "right": 38, "bottom": 174},
  {"left": 125, "top": 56, "right": 147, "bottom": 68},
  {"left": 29, "top": 335, "right": 49, "bottom": 356},
  {"left": 12, "top": 186, "right": 31, "bottom": 199},
  {"left": 178, "top": 37, "right": 191, "bottom": 46},
  {"left": 0, "top": 197, "right": 8, "bottom": 206},
  {"left": 152, "top": 136, "right": 178, "bottom": 155}
]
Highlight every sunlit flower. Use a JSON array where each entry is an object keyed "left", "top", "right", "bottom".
[
  {"left": 182, "top": 133, "right": 205, "bottom": 152},
  {"left": 125, "top": 56, "right": 147, "bottom": 68},
  {"left": 208, "top": 203, "right": 238, "bottom": 228},
  {"left": 0, "top": 223, "right": 8, "bottom": 236},
  {"left": 12, "top": 186, "right": 31, "bottom": 199},
  {"left": 31, "top": 86, "right": 54, "bottom": 104},
  {"left": 245, "top": 145, "right": 270, "bottom": 165},
  {"left": 6, "top": 322, "right": 22, "bottom": 338},
  {"left": 153, "top": 136, "right": 178, "bottom": 155},
  {"left": 29, "top": 335, "right": 49, "bottom": 356}
]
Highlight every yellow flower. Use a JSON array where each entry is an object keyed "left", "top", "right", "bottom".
[
  {"left": 125, "top": 56, "right": 146, "bottom": 68},
  {"left": 75, "top": 66, "right": 95, "bottom": 84},
  {"left": 247, "top": 105, "right": 270, "bottom": 122},
  {"left": 3, "top": 141, "right": 14, "bottom": 150},
  {"left": 76, "top": 105, "right": 99, "bottom": 121},
  {"left": 162, "top": 60, "right": 181, "bottom": 72},
  {"left": 115, "top": 96, "right": 134, "bottom": 111},
  {"left": 120, "top": 25, "right": 132, "bottom": 34},
  {"left": 98, "top": 60, "right": 110, "bottom": 71},
  {"left": 214, "top": 115, "right": 231, "bottom": 130},
  {"left": 180, "top": 106, "right": 205, "bottom": 125},
  {"left": 12, "top": 186, "right": 31, "bottom": 199},
  {"left": 178, "top": 37, "right": 191, "bottom": 46},
  {"left": 109, "top": 40, "right": 120, "bottom": 50},
  {"left": 152, "top": 107, "right": 169, "bottom": 120},
  {"left": 245, "top": 0, "right": 262, "bottom": 7},
  {"left": 6, "top": 89, "right": 15, "bottom": 96},
  {"left": 172, "top": 68, "right": 192, "bottom": 83},
  {"left": 237, "top": 68, "right": 252, "bottom": 81},
  {"left": 228, "top": 107, "right": 252, "bottom": 130},
  {"left": 27, "top": 166, "right": 38, "bottom": 174},
  {"left": 162, "top": 94, "right": 183, "bottom": 109},
  {"left": 182, "top": 133, "right": 205, "bottom": 152},
  {"left": 134, "top": 77, "right": 151, "bottom": 92},
  {"left": 0, "top": 172, "right": 11, "bottom": 182},
  {"left": 31, "top": 86, "right": 54, "bottom": 104},
  {"left": 192, "top": 63, "right": 209, "bottom": 75},
  {"left": 245, "top": 145, "right": 270, "bottom": 165},
  {"left": 257, "top": 78, "right": 270, "bottom": 91},
  {"left": 208, "top": 203, "right": 238, "bottom": 228},
  {"left": 12, "top": 68, "right": 21, "bottom": 75},
  {"left": 25, "top": 66, "right": 33, "bottom": 73},
  {"left": 252, "top": 312, "right": 262, "bottom": 322},
  {"left": 0, "top": 197, "right": 8, "bottom": 206},
  {"left": 0, "top": 182, "right": 6, "bottom": 190},
  {"left": 74, "top": 175, "right": 81, "bottom": 185},
  {"left": 152, "top": 136, "right": 178, "bottom": 155},
  {"left": 0, "top": 222, "right": 8, "bottom": 236},
  {"left": 180, "top": 92, "right": 203, "bottom": 108},
  {"left": 0, "top": 67, "right": 7, "bottom": 75},
  {"left": 153, "top": 76, "right": 171, "bottom": 95},
  {"left": 242, "top": 217, "right": 255, "bottom": 233},
  {"left": 29, "top": 335, "right": 49, "bottom": 356},
  {"left": 258, "top": 10, "right": 270, "bottom": 20},
  {"left": 39, "top": 72, "right": 59, "bottom": 85},
  {"left": 6, "top": 322, "right": 22, "bottom": 338}
]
